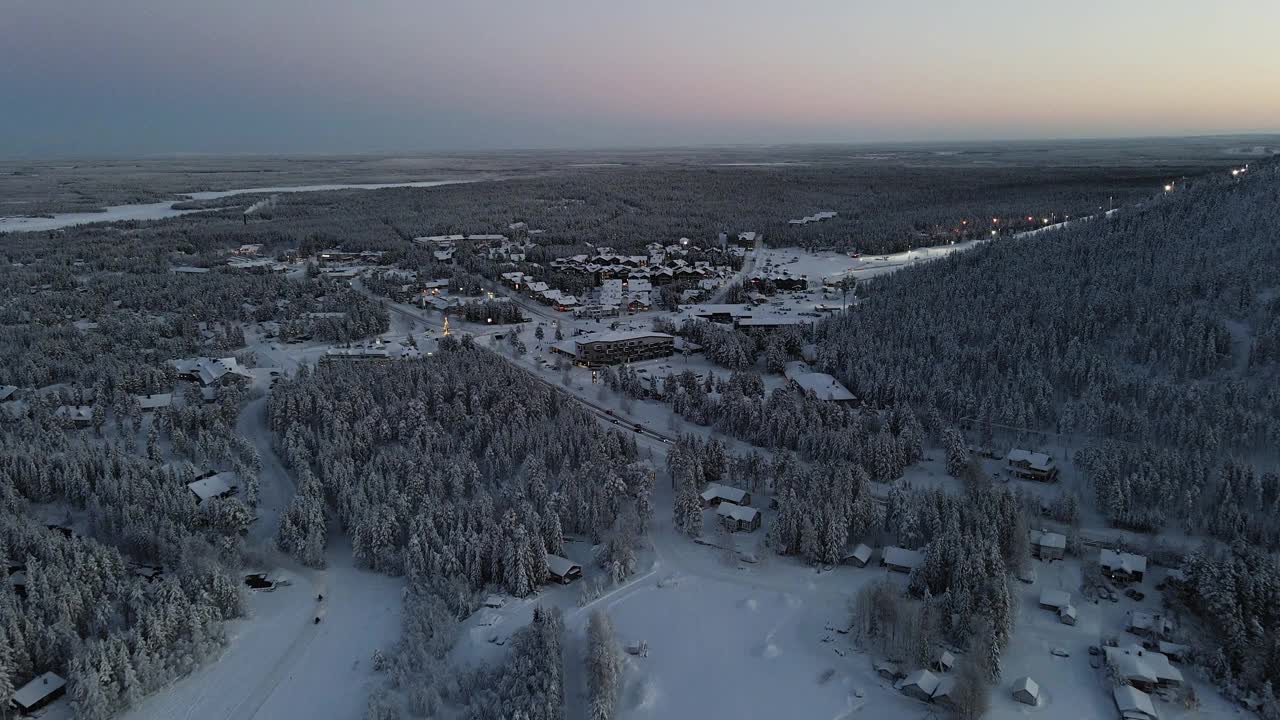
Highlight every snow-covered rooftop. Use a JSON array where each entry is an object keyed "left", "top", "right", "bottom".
[
  {"left": 1006, "top": 448, "right": 1054, "bottom": 470},
  {"left": 1100, "top": 549, "right": 1148, "bottom": 575},
  {"left": 12, "top": 672, "right": 66, "bottom": 711},
  {"left": 881, "top": 546, "right": 923, "bottom": 570},
  {"left": 134, "top": 392, "right": 173, "bottom": 410},
  {"left": 188, "top": 472, "right": 235, "bottom": 502},
  {"left": 715, "top": 502, "right": 760, "bottom": 523},
  {"left": 545, "top": 554, "right": 580, "bottom": 577},
  {"left": 700, "top": 483, "right": 748, "bottom": 505},
  {"left": 783, "top": 361, "right": 856, "bottom": 402},
  {"left": 1039, "top": 589, "right": 1071, "bottom": 609},
  {"left": 1113, "top": 684, "right": 1158, "bottom": 719}
]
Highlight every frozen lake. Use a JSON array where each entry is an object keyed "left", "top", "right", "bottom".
[{"left": 0, "top": 179, "right": 471, "bottom": 233}]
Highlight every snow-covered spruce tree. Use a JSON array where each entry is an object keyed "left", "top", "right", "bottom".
[
  {"left": 586, "top": 610, "right": 623, "bottom": 720},
  {"left": 942, "top": 427, "right": 968, "bottom": 477}
]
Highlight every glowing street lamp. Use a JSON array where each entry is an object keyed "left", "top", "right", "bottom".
[{"left": 1163, "top": 183, "right": 1173, "bottom": 192}]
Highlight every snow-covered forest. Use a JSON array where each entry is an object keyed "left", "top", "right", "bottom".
[
  {"left": 2, "top": 148, "right": 1278, "bottom": 720},
  {"left": 816, "top": 163, "right": 1280, "bottom": 536},
  {"left": 0, "top": 395, "right": 257, "bottom": 719},
  {"left": 268, "top": 340, "right": 652, "bottom": 581}
]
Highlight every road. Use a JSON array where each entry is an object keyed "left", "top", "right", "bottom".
[{"left": 708, "top": 234, "right": 763, "bottom": 304}]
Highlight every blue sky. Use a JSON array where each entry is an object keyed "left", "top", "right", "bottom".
[{"left": 3, "top": 0, "right": 1278, "bottom": 157}]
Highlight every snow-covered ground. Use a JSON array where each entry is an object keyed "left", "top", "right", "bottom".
[{"left": 120, "top": 538, "right": 401, "bottom": 720}]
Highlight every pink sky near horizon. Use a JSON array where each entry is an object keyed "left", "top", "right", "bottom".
[{"left": 2, "top": 0, "right": 1278, "bottom": 154}]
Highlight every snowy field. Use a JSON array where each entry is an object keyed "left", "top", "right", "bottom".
[{"left": 120, "top": 539, "right": 402, "bottom": 720}]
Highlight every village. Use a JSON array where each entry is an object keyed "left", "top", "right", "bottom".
[{"left": 1, "top": 220, "right": 1256, "bottom": 720}]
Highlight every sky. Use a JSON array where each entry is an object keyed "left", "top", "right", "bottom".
[{"left": 2, "top": 0, "right": 1278, "bottom": 157}]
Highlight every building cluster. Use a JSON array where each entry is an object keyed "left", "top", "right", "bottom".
[
  {"left": 547, "top": 247, "right": 734, "bottom": 290},
  {"left": 1025, "top": 528, "right": 1185, "bottom": 720},
  {"left": 746, "top": 269, "right": 809, "bottom": 291},
  {"left": 321, "top": 338, "right": 430, "bottom": 362},
  {"left": 171, "top": 356, "right": 254, "bottom": 401},
  {"left": 551, "top": 330, "right": 675, "bottom": 367},
  {"left": 414, "top": 233, "right": 526, "bottom": 264},
  {"left": 499, "top": 271, "right": 582, "bottom": 311},
  {"left": 681, "top": 303, "right": 817, "bottom": 336},
  {"left": 701, "top": 484, "right": 762, "bottom": 533},
  {"left": 227, "top": 256, "right": 293, "bottom": 273}
]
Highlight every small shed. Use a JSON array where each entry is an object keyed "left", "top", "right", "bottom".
[
  {"left": 1113, "top": 685, "right": 1158, "bottom": 720},
  {"left": 843, "top": 543, "right": 873, "bottom": 568},
  {"left": 545, "top": 554, "right": 582, "bottom": 584},
  {"left": 1058, "top": 604, "right": 1078, "bottom": 625},
  {"left": 12, "top": 672, "right": 67, "bottom": 714},
  {"left": 874, "top": 660, "right": 903, "bottom": 680},
  {"left": 896, "top": 669, "right": 940, "bottom": 702},
  {"left": 1033, "top": 531, "right": 1067, "bottom": 560},
  {"left": 1011, "top": 676, "right": 1040, "bottom": 706},
  {"left": 881, "top": 546, "right": 923, "bottom": 573},
  {"left": 931, "top": 649, "right": 956, "bottom": 673}
]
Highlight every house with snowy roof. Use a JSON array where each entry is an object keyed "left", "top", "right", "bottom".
[
  {"left": 1105, "top": 644, "right": 1183, "bottom": 690},
  {"left": 1032, "top": 530, "right": 1067, "bottom": 560},
  {"left": 1005, "top": 448, "right": 1058, "bottom": 481},
  {"left": 1038, "top": 589, "right": 1071, "bottom": 612},
  {"left": 700, "top": 483, "right": 751, "bottom": 507},
  {"left": 171, "top": 357, "right": 253, "bottom": 387},
  {"left": 1113, "top": 684, "right": 1158, "bottom": 720},
  {"left": 881, "top": 546, "right": 924, "bottom": 573},
  {"left": 716, "top": 502, "right": 762, "bottom": 533},
  {"left": 896, "top": 669, "right": 940, "bottom": 702},
  {"left": 843, "top": 543, "right": 874, "bottom": 568},
  {"left": 930, "top": 676, "right": 957, "bottom": 708},
  {"left": 545, "top": 554, "right": 582, "bottom": 584},
  {"left": 1011, "top": 676, "right": 1040, "bottom": 706},
  {"left": 783, "top": 361, "right": 856, "bottom": 403},
  {"left": 134, "top": 392, "right": 173, "bottom": 411},
  {"left": 187, "top": 472, "right": 237, "bottom": 504},
  {"left": 1101, "top": 550, "right": 1148, "bottom": 582},
  {"left": 54, "top": 404, "right": 93, "bottom": 426},
  {"left": 931, "top": 650, "right": 955, "bottom": 673},
  {"left": 12, "top": 672, "right": 67, "bottom": 714}
]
